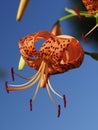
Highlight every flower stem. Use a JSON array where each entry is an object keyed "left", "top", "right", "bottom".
[{"left": 58, "top": 8, "right": 94, "bottom": 23}]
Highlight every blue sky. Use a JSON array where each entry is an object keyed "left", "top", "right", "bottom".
[{"left": 0, "top": 0, "right": 98, "bottom": 130}]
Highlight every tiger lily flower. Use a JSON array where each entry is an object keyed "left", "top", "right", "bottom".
[{"left": 6, "top": 30, "right": 84, "bottom": 117}]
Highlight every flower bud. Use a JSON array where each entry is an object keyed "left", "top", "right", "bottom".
[
  {"left": 51, "top": 21, "right": 62, "bottom": 36},
  {"left": 16, "top": 0, "right": 30, "bottom": 21}
]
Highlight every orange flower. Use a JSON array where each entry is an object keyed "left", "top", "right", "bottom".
[
  {"left": 82, "top": 0, "right": 98, "bottom": 14},
  {"left": 6, "top": 30, "right": 84, "bottom": 117}
]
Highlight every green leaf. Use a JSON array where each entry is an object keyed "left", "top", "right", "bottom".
[
  {"left": 90, "top": 53, "right": 98, "bottom": 61},
  {"left": 85, "top": 51, "right": 98, "bottom": 61},
  {"left": 65, "top": 8, "right": 76, "bottom": 15}
]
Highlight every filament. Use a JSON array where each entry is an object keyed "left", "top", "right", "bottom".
[
  {"left": 8, "top": 74, "right": 40, "bottom": 91},
  {"left": 7, "top": 59, "right": 66, "bottom": 116},
  {"left": 31, "top": 81, "right": 40, "bottom": 101},
  {"left": 8, "top": 67, "right": 40, "bottom": 87},
  {"left": 46, "top": 82, "right": 62, "bottom": 117},
  {"left": 14, "top": 72, "right": 32, "bottom": 80},
  {"left": 46, "top": 84, "right": 57, "bottom": 107},
  {"left": 85, "top": 23, "right": 98, "bottom": 37},
  {"left": 40, "top": 60, "right": 46, "bottom": 77},
  {"left": 48, "top": 80, "right": 63, "bottom": 99},
  {"left": 7, "top": 61, "right": 45, "bottom": 91}
]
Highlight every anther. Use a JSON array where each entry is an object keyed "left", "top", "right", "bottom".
[
  {"left": 82, "top": 33, "right": 88, "bottom": 43},
  {"left": 63, "top": 95, "right": 66, "bottom": 108},
  {"left": 74, "top": 7, "right": 81, "bottom": 19},
  {"left": 11, "top": 67, "right": 14, "bottom": 81},
  {"left": 5, "top": 81, "right": 9, "bottom": 93},
  {"left": 58, "top": 105, "right": 61, "bottom": 118},
  {"left": 30, "top": 99, "right": 32, "bottom": 111}
]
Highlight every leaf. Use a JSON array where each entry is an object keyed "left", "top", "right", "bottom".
[
  {"left": 85, "top": 51, "right": 98, "bottom": 61},
  {"left": 90, "top": 53, "right": 98, "bottom": 61}
]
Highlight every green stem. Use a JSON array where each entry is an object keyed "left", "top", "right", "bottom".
[
  {"left": 84, "top": 51, "right": 90, "bottom": 55},
  {"left": 85, "top": 51, "right": 98, "bottom": 61},
  {"left": 58, "top": 14, "right": 77, "bottom": 22},
  {"left": 96, "top": 16, "right": 98, "bottom": 24},
  {"left": 58, "top": 8, "right": 94, "bottom": 23}
]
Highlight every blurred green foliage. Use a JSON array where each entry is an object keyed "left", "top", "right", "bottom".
[{"left": 72, "top": 0, "right": 98, "bottom": 39}]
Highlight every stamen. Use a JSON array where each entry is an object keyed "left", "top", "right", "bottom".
[
  {"left": 46, "top": 84, "right": 57, "bottom": 107},
  {"left": 40, "top": 61, "right": 46, "bottom": 76},
  {"left": 46, "top": 84, "right": 61, "bottom": 117},
  {"left": 82, "top": 33, "right": 88, "bottom": 43},
  {"left": 85, "top": 23, "right": 98, "bottom": 37},
  {"left": 11, "top": 67, "right": 14, "bottom": 81},
  {"left": 29, "top": 81, "right": 40, "bottom": 111},
  {"left": 30, "top": 99, "right": 32, "bottom": 111},
  {"left": 7, "top": 73, "right": 40, "bottom": 91},
  {"left": 74, "top": 7, "right": 81, "bottom": 19},
  {"left": 7, "top": 61, "right": 44, "bottom": 91},
  {"left": 5, "top": 81, "right": 9, "bottom": 93},
  {"left": 14, "top": 72, "right": 31, "bottom": 80},
  {"left": 58, "top": 105, "right": 61, "bottom": 118},
  {"left": 48, "top": 80, "right": 63, "bottom": 99},
  {"left": 63, "top": 95, "right": 66, "bottom": 108},
  {"left": 47, "top": 80, "right": 66, "bottom": 117},
  {"left": 31, "top": 81, "right": 40, "bottom": 101}
]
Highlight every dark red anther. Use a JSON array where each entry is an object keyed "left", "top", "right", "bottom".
[
  {"left": 63, "top": 95, "right": 66, "bottom": 108},
  {"left": 5, "top": 81, "right": 9, "bottom": 93},
  {"left": 30, "top": 99, "right": 32, "bottom": 111},
  {"left": 82, "top": 33, "right": 88, "bottom": 43},
  {"left": 11, "top": 67, "right": 14, "bottom": 81},
  {"left": 58, "top": 105, "right": 61, "bottom": 118},
  {"left": 74, "top": 7, "right": 81, "bottom": 19}
]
